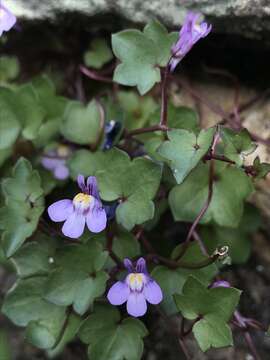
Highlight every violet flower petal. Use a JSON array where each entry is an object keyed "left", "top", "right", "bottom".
[
  {"left": 77, "top": 174, "right": 86, "bottom": 193},
  {"left": 123, "top": 258, "right": 133, "bottom": 272},
  {"left": 54, "top": 165, "right": 69, "bottom": 180},
  {"left": 211, "top": 280, "right": 231, "bottom": 288},
  {"left": 127, "top": 292, "right": 147, "bottom": 317},
  {"left": 41, "top": 157, "right": 60, "bottom": 171},
  {"left": 48, "top": 199, "right": 73, "bottom": 222},
  {"left": 62, "top": 211, "right": 86, "bottom": 238},
  {"left": 136, "top": 258, "right": 146, "bottom": 273},
  {"left": 107, "top": 281, "right": 130, "bottom": 305},
  {"left": 143, "top": 280, "right": 163, "bottom": 304},
  {"left": 86, "top": 200, "right": 107, "bottom": 233},
  {"left": 0, "top": 5, "right": 16, "bottom": 36},
  {"left": 87, "top": 176, "right": 100, "bottom": 200}
]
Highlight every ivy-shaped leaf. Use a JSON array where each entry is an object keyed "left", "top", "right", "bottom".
[
  {"left": 44, "top": 240, "right": 108, "bottom": 315},
  {"left": 84, "top": 38, "right": 113, "bottom": 69},
  {"left": 12, "top": 234, "right": 57, "bottom": 277},
  {"left": 200, "top": 204, "right": 261, "bottom": 264},
  {"left": 152, "top": 241, "right": 217, "bottom": 315},
  {"left": 79, "top": 304, "right": 148, "bottom": 360},
  {"left": 158, "top": 127, "right": 215, "bottom": 184},
  {"left": 97, "top": 151, "right": 162, "bottom": 230},
  {"left": 143, "top": 20, "right": 178, "bottom": 67},
  {"left": 174, "top": 276, "right": 241, "bottom": 352},
  {"left": 169, "top": 162, "right": 254, "bottom": 227},
  {"left": 61, "top": 99, "right": 102, "bottom": 145},
  {"left": 16, "top": 83, "right": 46, "bottom": 140},
  {"left": 68, "top": 148, "right": 162, "bottom": 230},
  {"left": 117, "top": 90, "right": 157, "bottom": 131},
  {"left": 112, "top": 20, "right": 177, "bottom": 95},
  {"left": 0, "top": 87, "right": 21, "bottom": 150},
  {"left": 221, "top": 128, "right": 257, "bottom": 166},
  {"left": 252, "top": 156, "right": 270, "bottom": 179},
  {"left": 2, "top": 276, "right": 67, "bottom": 350},
  {"left": 31, "top": 75, "right": 68, "bottom": 147},
  {"left": 0, "top": 158, "right": 44, "bottom": 257}
]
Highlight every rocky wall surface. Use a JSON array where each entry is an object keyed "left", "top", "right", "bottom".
[{"left": 4, "top": 0, "right": 270, "bottom": 39}]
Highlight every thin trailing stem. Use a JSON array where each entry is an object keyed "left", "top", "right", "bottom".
[
  {"left": 156, "top": 306, "right": 192, "bottom": 360},
  {"left": 136, "top": 228, "right": 224, "bottom": 270},
  {"left": 243, "top": 331, "right": 262, "bottom": 360},
  {"left": 160, "top": 65, "right": 170, "bottom": 126},
  {"left": 175, "top": 129, "right": 219, "bottom": 261},
  {"left": 80, "top": 65, "right": 113, "bottom": 83},
  {"left": 124, "top": 124, "right": 169, "bottom": 138}
]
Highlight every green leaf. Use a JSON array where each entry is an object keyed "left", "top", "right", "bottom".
[
  {"left": 44, "top": 241, "right": 108, "bottom": 315},
  {"left": 0, "top": 56, "right": 19, "bottom": 82},
  {"left": 174, "top": 276, "right": 241, "bottom": 351},
  {"left": 0, "top": 87, "right": 21, "bottom": 150},
  {"left": 112, "top": 29, "right": 160, "bottom": 95},
  {"left": 11, "top": 235, "right": 56, "bottom": 277},
  {"left": 167, "top": 105, "right": 200, "bottom": 132},
  {"left": 31, "top": 75, "right": 68, "bottom": 147},
  {"left": 68, "top": 149, "right": 105, "bottom": 179},
  {"left": 152, "top": 241, "right": 217, "bottom": 315},
  {"left": 253, "top": 156, "right": 270, "bottom": 180},
  {"left": 0, "top": 331, "right": 12, "bottom": 360},
  {"left": 193, "top": 315, "right": 233, "bottom": 352},
  {"left": 16, "top": 83, "right": 46, "bottom": 140},
  {"left": 79, "top": 304, "right": 148, "bottom": 360},
  {"left": 2, "top": 277, "right": 67, "bottom": 349},
  {"left": 143, "top": 20, "right": 177, "bottom": 67},
  {"left": 221, "top": 128, "right": 257, "bottom": 166},
  {"left": 112, "top": 21, "right": 176, "bottom": 95},
  {"left": 112, "top": 230, "right": 140, "bottom": 260},
  {"left": 169, "top": 162, "right": 254, "bottom": 227},
  {"left": 84, "top": 38, "right": 113, "bottom": 69},
  {"left": 69, "top": 148, "right": 162, "bottom": 230},
  {"left": 117, "top": 90, "right": 157, "bottom": 130},
  {"left": 61, "top": 99, "right": 101, "bottom": 145},
  {"left": 0, "top": 158, "right": 44, "bottom": 257},
  {"left": 200, "top": 204, "right": 261, "bottom": 264},
  {"left": 158, "top": 128, "right": 214, "bottom": 184},
  {"left": 47, "top": 313, "right": 82, "bottom": 358},
  {"left": 26, "top": 310, "right": 65, "bottom": 349},
  {"left": 0, "top": 147, "right": 12, "bottom": 167},
  {"left": 97, "top": 153, "right": 162, "bottom": 230}
]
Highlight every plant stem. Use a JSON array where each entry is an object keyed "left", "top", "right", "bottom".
[
  {"left": 243, "top": 331, "right": 262, "bottom": 360},
  {"left": 175, "top": 129, "right": 219, "bottom": 261},
  {"left": 160, "top": 65, "right": 170, "bottom": 126},
  {"left": 80, "top": 65, "right": 113, "bottom": 83},
  {"left": 124, "top": 124, "right": 169, "bottom": 138}
]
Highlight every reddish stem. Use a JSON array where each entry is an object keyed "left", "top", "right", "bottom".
[
  {"left": 160, "top": 65, "right": 170, "bottom": 126},
  {"left": 175, "top": 130, "right": 219, "bottom": 261},
  {"left": 124, "top": 124, "right": 169, "bottom": 138},
  {"left": 80, "top": 65, "right": 113, "bottom": 83}
]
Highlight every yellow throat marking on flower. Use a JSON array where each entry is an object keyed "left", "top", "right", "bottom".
[
  {"left": 57, "top": 145, "right": 70, "bottom": 157},
  {"left": 128, "top": 273, "right": 144, "bottom": 291},
  {"left": 73, "top": 193, "right": 93, "bottom": 207}
]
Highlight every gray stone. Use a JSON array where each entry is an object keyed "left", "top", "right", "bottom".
[{"left": 4, "top": 0, "right": 270, "bottom": 39}]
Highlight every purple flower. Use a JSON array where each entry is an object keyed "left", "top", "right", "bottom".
[
  {"left": 169, "top": 12, "right": 212, "bottom": 72},
  {"left": 41, "top": 145, "right": 71, "bottom": 180},
  {"left": 211, "top": 280, "right": 231, "bottom": 289},
  {"left": 48, "top": 175, "right": 107, "bottom": 238},
  {"left": 0, "top": 4, "right": 16, "bottom": 37},
  {"left": 107, "top": 257, "right": 163, "bottom": 317}
]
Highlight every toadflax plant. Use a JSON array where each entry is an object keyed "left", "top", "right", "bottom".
[{"left": 0, "top": 8, "right": 270, "bottom": 359}]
